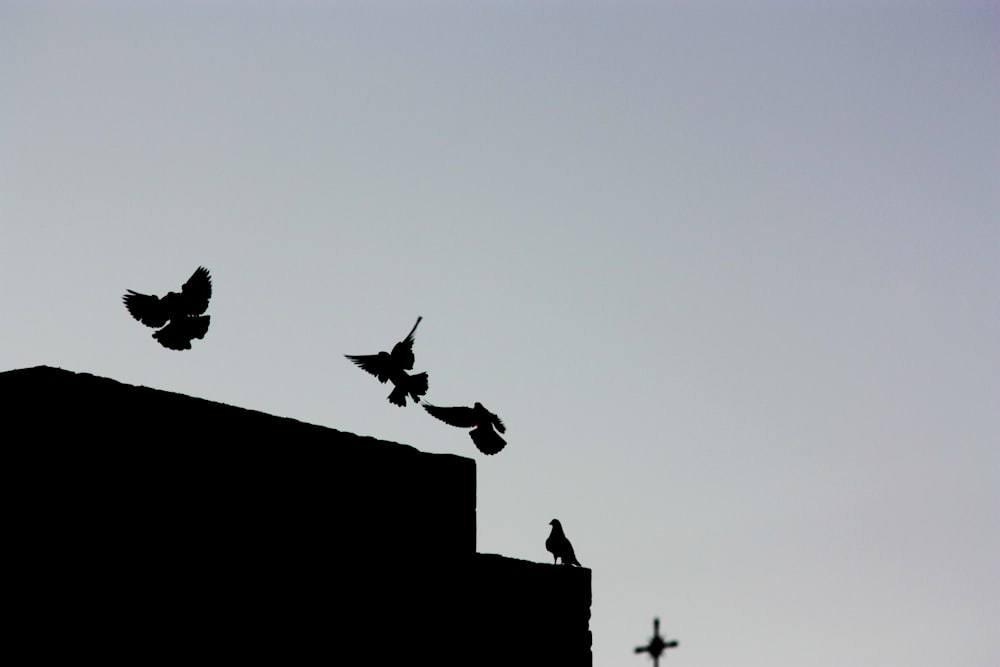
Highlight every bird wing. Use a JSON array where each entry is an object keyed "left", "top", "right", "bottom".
[
  {"left": 422, "top": 403, "right": 478, "bottom": 428},
  {"left": 345, "top": 353, "right": 392, "bottom": 383},
  {"left": 123, "top": 291, "right": 169, "bottom": 328},
  {"left": 560, "top": 534, "right": 580, "bottom": 565},
  {"left": 389, "top": 316, "right": 421, "bottom": 370},
  {"left": 179, "top": 266, "right": 212, "bottom": 315},
  {"left": 491, "top": 412, "right": 506, "bottom": 434}
]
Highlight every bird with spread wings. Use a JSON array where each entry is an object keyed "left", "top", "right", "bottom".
[
  {"left": 346, "top": 317, "right": 429, "bottom": 407},
  {"left": 123, "top": 266, "right": 212, "bottom": 350},
  {"left": 423, "top": 401, "right": 507, "bottom": 454}
]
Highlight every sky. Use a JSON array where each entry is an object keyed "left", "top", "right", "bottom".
[{"left": 2, "top": 1, "right": 998, "bottom": 665}]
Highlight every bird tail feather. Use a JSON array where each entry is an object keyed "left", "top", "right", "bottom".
[
  {"left": 408, "top": 372, "right": 429, "bottom": 402},
  {"left": 471, "top": 426, "right": 507, "bottom": 455},
  {"left": 388, "top": 384, "right": 407, "bottom": 406},
  {"left": 387, "top": 371, "right": 429, "bottom": 407}
]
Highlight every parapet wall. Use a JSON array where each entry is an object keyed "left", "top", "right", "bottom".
[
  {"left": 474, "top": 553, "right": 593, "bottom": 666},
  {"left": 4, "top": 366, "right": 590, "bottom": 665}
]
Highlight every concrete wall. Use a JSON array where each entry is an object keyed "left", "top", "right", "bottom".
[
  {"left": 4, "top": 366, "right": 590, "bottom": 665},
  {"left": 474, "top": 553, "right": 593, "bottom": 666}
]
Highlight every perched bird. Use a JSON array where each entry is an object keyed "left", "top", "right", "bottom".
[
  {"left": 123, "top": 266, "right": 212, "bottom": 350},
  {"left": 346, "top": 317, "right": 429, "bottom": 407},
  {"left": 423, "top": 401, "right": 507, "bottom": 454},
  {"left": 545, "top": 519, "right": 581, "bottom": 566}
]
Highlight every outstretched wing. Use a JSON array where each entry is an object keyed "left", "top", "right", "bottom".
[
  {"left": 346, "top": 352, "right": 393, "bottom": 383},
  {"left": 491, "top": 412, "right": 506, "bottom": 434},
  {"left": 389, "top": 316, "right": 422, "bottom": 370},
  {"left": 153, "top": 315, "right": 210, "bottom": 350},
  {"left": 179, "top": 266, "right": 212, "bottom": 315},
  {"left": 123, "top": 291, "right": 169, "bottom": 328},
  {"left": 422, "top": 403, "right": 477, "bottom": 428}
]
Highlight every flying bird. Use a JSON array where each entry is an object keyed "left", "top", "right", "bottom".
[
  {"left": 545, "top": 519, "right": 581, "bottom": 566},
  {"left": 346, "top": 317, "right": 429, "bottom": 407},
  {"left": 123, "top": 266, "right": 212, "bottom": 350},
  {"left": 422, "top": 402, "right": 506, "bottom": 454}
]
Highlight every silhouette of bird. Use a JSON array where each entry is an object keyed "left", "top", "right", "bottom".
[
  {"left": 546, "top": 519, "right": 581, "bottom": 566},
  {"left": 123, "top": 266, "right": 212, "bottom": 350},
  {"left": 346, "top": 317, "right": 429, "bottom": 407},
  {"left": 422, "top": 402, "right": 506, "bottom": 454}
]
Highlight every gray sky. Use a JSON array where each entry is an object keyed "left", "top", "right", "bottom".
[{"left": 3, "top": 1, "right": 998, "bottom": 665}]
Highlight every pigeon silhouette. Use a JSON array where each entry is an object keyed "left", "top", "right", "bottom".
[
  {"left": 123, "top": 266, "right": 212, "bottom": 350},
  {"left": 545, "top": 519, "right": 581, "bottom": 566},
  {"left": 422, "top": 402, "right": 507, "bottom": 454},
  {"left": 346, "top": 317, "right": 429, "bottom": 407}
]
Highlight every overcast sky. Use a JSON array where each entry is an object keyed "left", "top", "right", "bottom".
[{"left": 2, "top": 1, "right": 998, "bottom": 665}]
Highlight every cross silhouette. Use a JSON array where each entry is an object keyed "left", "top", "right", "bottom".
[{"left": 634, "top": 617, "right": 679, "bottom": 667}]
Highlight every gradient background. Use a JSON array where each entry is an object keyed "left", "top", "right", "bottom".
[{"left": 2, "top": 1, "right": 998, "bottom": 665}]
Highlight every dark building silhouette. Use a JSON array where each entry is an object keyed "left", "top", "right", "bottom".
[{"left": 4, "top": 366, "right": 591, "bottom": 665}]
